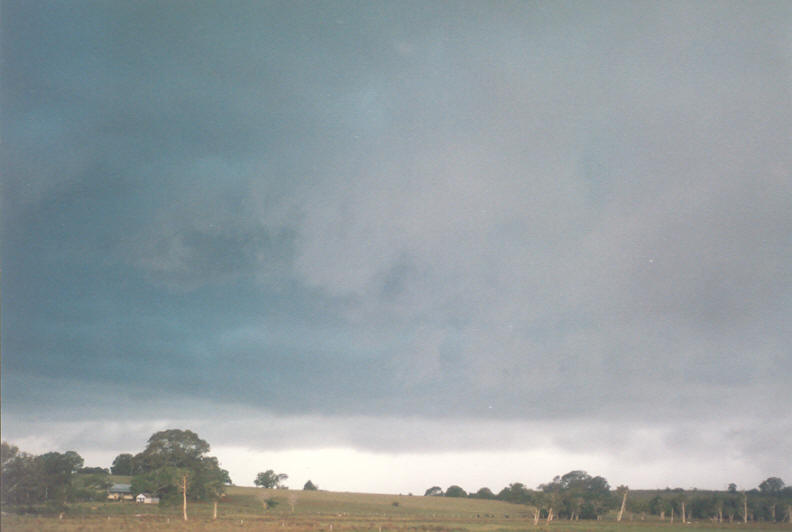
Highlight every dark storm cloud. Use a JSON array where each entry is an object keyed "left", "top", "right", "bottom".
[{"left": 2, "top": 0, "right": 790, "bottom": 475}]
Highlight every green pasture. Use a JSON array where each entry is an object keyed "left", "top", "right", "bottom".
[
  {"left": 241, "top": 486, "right": 530, "bottom": 517},
  {"left": 3, "top": 486, "right": 789, "bottom": 531}
]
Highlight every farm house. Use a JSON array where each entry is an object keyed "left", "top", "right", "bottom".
[
  {"left": 106, "top": 483, "right": 133, "bottom": 501},
  {"left": 136, "top": 493, "right": 160, "bottom": 504}
]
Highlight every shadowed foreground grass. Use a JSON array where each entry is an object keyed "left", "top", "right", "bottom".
[
  {"left": 2, "top": 487, "right": 789, "bottom": 531},
  {"left": 4, "top": 513, "right": 790, "bottom": 532}
]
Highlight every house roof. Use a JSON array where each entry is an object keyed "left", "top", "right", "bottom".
[{"left": 109, "top": 483, "right": 132, "bottom": 493}]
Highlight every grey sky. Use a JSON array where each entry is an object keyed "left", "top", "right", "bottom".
[{"left": 2, "top": 1, "right": 790, "bottom": 491}]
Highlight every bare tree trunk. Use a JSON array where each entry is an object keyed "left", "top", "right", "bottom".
[
  {"left": 743, "top": 492, "right": 748, "bottom": 523},
  {"left": 182, "top": 475, "right": 188, "bottom": 521},
  {"left": 660, "top": 510, "right": 665, "bottom": 521},
  {"left": 617, "top": 488, "right": 629, "bottom": 522},
  {"left": 670, "top": 507, "right": 674, "bottom": 523},
  {"left": 546, "top": 507, "right": 553, "bottom": 523},
  {"left": 718, "top": 506, "right": 723, "bottom": 523},
  {"left": 533, "top": 508, "right": 540, "bottom": 525},
  {"left": 213, "top": 500, "right": 218, "bottom": 520},
  {"left": 681, "top": 501, "right": 686, "bottom": 524}
]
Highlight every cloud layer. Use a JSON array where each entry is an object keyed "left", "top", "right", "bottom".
[{"left": 2, "top": 1, "right": 790, "bottom": 488}]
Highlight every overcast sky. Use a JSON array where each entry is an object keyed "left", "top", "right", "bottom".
[{"left": 2, "top": 1, "right": 790, "bottom": 494}]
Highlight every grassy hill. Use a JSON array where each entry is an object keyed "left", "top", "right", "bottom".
[
  {"left": 233, "top": 485, "right": 531, "bottom": 518},
  {"left": 3, "top": 487, "right": 541, "bottom": 531},
  {"left": 5, "top": 485, "right": 788, "bottom": 531}
]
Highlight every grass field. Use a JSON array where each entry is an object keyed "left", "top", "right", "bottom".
[{"left": 3, "top": 486, "right": 790, "bottom": 531}]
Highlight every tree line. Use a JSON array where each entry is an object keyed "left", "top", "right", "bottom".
[
  {"left": 1, "top": 442, "right": 111, "bottom": 508},
  {"left": 3, "top": 431, "right": 790, "bottom": 523},
  {"left": 423, "top": 471, "right": 792, "bottom": 523},
  {"left": 2, "top": 429, "right": 230, "bottom": 513}
]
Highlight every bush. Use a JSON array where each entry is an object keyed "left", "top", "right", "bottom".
[
  {"left": 264, "top": 497, "right": 280, "bottom": 509},
  {"left": 445, "top": 485, "right": 467, "bottom": 498}
]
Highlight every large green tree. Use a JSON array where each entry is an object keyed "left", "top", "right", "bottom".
[
  {"left": 444, "top": 485, "right": 467, "bottom": 498},
  {"left": 70, "top": 470, "right": 112, "bottom": 501},
  {"left": 757, "top": 477, "right": 786, "bottom": 522},
  {"left": 759, "top": 477, "right": 784, "bottom": 494},
  {"left": 254, "top": 470, "right": 288, "bottom": 488},
  {"left": 135, "top": 429, "right": 210, "bottom": 471},
  {"left": 539, "top": 471, "right": 613, "bottom": 520},
  {"left": 129, "top": 429, "right": 230, "bottom": 503},
  {"left": 37, "top": 450, "right": 84, "bottom": 504},
  {"left": 497, "top": 482, "right": 533, "bottom": 505},
  {"left": 1, "top": 442, "right": 43, "bottom": 505},
  {"left": 471, "top": 487, "right": 496, "bottom": 499},
  {"left": 721, "top": 490, "right": 742, "bottom": 522},
  {"left": 1, "top": 443, "right": 86, "bottom": 506},
  {"left": 110, "top": 453, "right": 136, "bottom": 475}
]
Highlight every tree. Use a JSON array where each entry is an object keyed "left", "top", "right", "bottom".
[
  {"left": 782, "top": 487, "right": 792, "bottom": 523},
  {"left": 1, "top": 442, "right": 43, "bottom": 505},
  {"left": 538, "top": 479, "right": 561, "bottom": 522},
  {"left": 129, "top": 429, "right": 230, "bottom": 504},
  {"left": 758, "top": 477, "right": 785, "bottom": 522},
  {"left": 2, "top": 442, "right": 19, "bottom": 467},
  {"left": 531, "top": 492, "right": 547, "bottom": 524},
  {"left": 666, "top": 489, "right": 688, "bottom": 524},
  {"left": 759, "top": 477, "right": 784, "bottom": 494},
  {"left": 38, "top": 451, "right": 84, "bottom": 504},
  {"left": 131, "top": 466, "right": 185, "bottom": 504},
  {"left": 136, "top": 429, "right": 210, "bottom": 471},
  {"left": 539, "top": 471, "right": 613, "bottom": 520},
  {"left": 445, "top": 485, "right": 467, "bottom": 498},
  {"left": 71, "top": 471, "right": 112, "bottom": 501},
  {"left": 723, "top": 490, "right": 740, "bottom": 522},
  {"left": 424, "top": 486, "right": 443, "bottom": 496},
  {"left": 303, "top": 480, "right": 318, "bottom": 491},
  {"left": 111, "top": 453, "right": 136, "bottom": 475},
  {"left": 254, "top": 470, "right": 288, "bottom": 489},
  {"left": 180, "top": 473, "right": 189, "bottom": 521},
  {"left": 689, "top": 492, "right": 718, "bottom": 520},
  {"left": 471, "top": 487, "right": 495, "bottom": 499},
  {"left": 712, "top": 492, "right": 725, "bottom": 522},
  {"left": 648, "top": 495, "right": 673, "bottom": 520},
  {"left": 190, "top": 456, "right": 231, "bottom": 501},
  {"left": 0, "top": 448, "right": 85, "bottom": 506},
  {"left": 616, "top": 485, "right": 629, "bottom": 522},
  {"left": 497, "top": 482, "right": 533, "bottom": 505}
]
